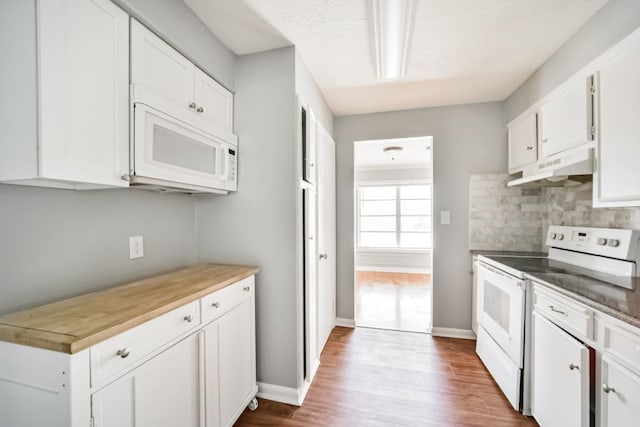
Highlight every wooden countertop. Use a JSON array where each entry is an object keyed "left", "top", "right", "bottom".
[{"left": 0, "top": 264, "right": 259, "bottom": 354}]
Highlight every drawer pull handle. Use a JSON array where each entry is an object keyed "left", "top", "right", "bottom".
[
  {"left": 526, "top": 145, "right": 533, "bottom": 151},
  {"left": 602, "top": 384, "right": 616, "bottom": 394},
  {"left": 117, "top": 348, "right": 130, "bottom": 359},
  {"left": 184, "top": 314, "right": 194, "bottom": 323},
  {"left": 212, "top": 302, "right": 221, "bottom": 308},
  {"left": 569, "top": 363, "right": 579, "bottom": 371},
  {"left": 243, "top": 286, "right": 251, "bottom": 292},
  {"left": 549, "top": 305, "right": 567, "bottom": 316}
]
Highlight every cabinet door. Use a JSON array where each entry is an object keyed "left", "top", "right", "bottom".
[
  {"left": 92, "top": 333, "right": 201, "bottom": 427},
  {"left": 594, "top": 37, "right": 640, "bottom": 207},
  {"left": 37, "top": 0, "right": 129, "bottom": 187},
  {"left": 508, "top": 113, "right": 538, "bottom": 172},
  {"left": 131, "top": 19, "right": 195, "bottom": 114},
  {"left": 601, "top": 357, "right": 640, "bottom": 427},
  {"left": 194, "top": 68, "right": 234, "bottom": 133},
  {"left": 532, "top": 312, "right": 590, "bottom": 427},
  {"left": 539, "top": 77, "right": 593, "bottom": 157},
  {"left": 218, "top": 299, "right": 254, "bottom": 427}
]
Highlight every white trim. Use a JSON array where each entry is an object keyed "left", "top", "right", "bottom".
[
  {"left": 356, "top": 265, "right": 431, "bottom": 274},
  {"left": 431, "top": 327, "right": 476, "bottom": 340},
  {"left": 357, "top": 248, "right": 431, "bottom": 255},
  {"left": 335, "top": 317, "right": 356, "bottom": 328}
]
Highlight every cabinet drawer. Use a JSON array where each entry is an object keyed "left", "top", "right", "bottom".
[
  {"left": 534, "top": 286, "right": 594, "bottom": 340},
  {"left": 90, "top": 300, "right": 200, "bottom": 387},
  {"left": 201, "top": 276, "right": 254, "bottom": 324},
  {"left": 603, "top": 322, "right": 640, "bottom": 373}
]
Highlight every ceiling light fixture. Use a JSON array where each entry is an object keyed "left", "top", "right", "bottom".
[
  {"left": 372, "top": 0, "right": 416, "bottom": 81},
  {"left": 383, "top": 145, "right": 404, "bottom": 161}
]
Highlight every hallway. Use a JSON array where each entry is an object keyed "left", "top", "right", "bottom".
[{"left": 235, "top": 327, "right": 536, "bottom": 426}]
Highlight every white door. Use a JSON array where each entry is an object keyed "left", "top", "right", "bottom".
[
  {"left": 194, "top": 68, "right": 234, "bottom": 133},
  {"left": 601, "top": 357, "right": 640, "bottom": 427},
  {"left": 92, "top": 333, "right": 201, "bottom": 427},
  {"left": 594, "top": 36, "right": 640, "bottom": 207},
  {"left": 131, "top": 19, "right": 194, "bottom": 113},
  {"left": 303, "top": 187, "right": 318, "bottom": 378},
  {"left": 38, "top": 0, "right": 129, "bottom": 187},
  {"left": 316, "top": 123, "right": 336, "bottom": 355},
  {"left": 508, "top": 112, "right": 538, "bottom": 172},
  {"left": 539, "top": 76, "right": 593, "bottom": 157},
  {"left": 532, "top": 312, "right": 589, "bottom": 427}
]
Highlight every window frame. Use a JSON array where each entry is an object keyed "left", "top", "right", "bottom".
[{"left": 356, "top": 181, "right": 433, "bottom": 251}]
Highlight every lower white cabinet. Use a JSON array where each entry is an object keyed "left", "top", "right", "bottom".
[
  {"left": 92, "top": 332, "right": 201, "bottom": 427},
  {"left": 532, "top": 311, "right": 590, "bottom": 427},
  {"left": 600, "top": 357, "right": 640, "bottom": 426}
]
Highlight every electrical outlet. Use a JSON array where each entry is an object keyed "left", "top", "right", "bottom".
[{"left": 129, "top": 236, "right": 144, "bottom": 259}]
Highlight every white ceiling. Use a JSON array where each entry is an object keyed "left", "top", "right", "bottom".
[
  {"left": 185, "top": 0, "right": 609, "bottom": 116},
  {"left": 355, "top": 136, "right": 432, "bottom": 170}
]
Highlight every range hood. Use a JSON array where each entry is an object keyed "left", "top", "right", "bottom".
[{"left": 507, "top": 144, "right": 594, "bottom": 187}]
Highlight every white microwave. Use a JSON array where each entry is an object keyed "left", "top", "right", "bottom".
[{"left": 128, "top": 103, "right": 237, "bottom": 194}]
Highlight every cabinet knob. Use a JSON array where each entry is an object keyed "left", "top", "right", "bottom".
[
  {"left": 243, "top": 286, "right": 251, "bottom": 292},
  {"left": 541, "top": 137, "right": 548, "bottom": 143},
  {"left": 212, "top": 302, "right": 220, "bottom": 308},
  {"left": 117, "top": 348, "right": 130, "bottom": 359},
  {"left": 319, "top": 253, "right": 328, "bottom": 260},
  {"left": 189, "top": 102, "right": 197, "bottom": 109},
  {"left": 569, "top": 363, "right": 580, "bottom": 371},
  {"left": 526, "top": 146, "right": 533, "bottom": 151},
  {"left": 196, "top": 106, "right": 204, "bottom": 113},
  {"left": 121, "top": 174, "right": 131, "bottom": 182},
  {"left": 184, "top": 314, "right": 194, "bottom": 323},
  {"left": 602, "top": 384, "right": 616, "bottom": 394}
]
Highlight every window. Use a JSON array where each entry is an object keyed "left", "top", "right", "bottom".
[{"left": 358, "top": 184, "right": 432, "bottom": 249}]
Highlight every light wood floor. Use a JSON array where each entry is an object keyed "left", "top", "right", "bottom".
[
  {"left": 235, "top": 327, "right": 537, "bottom": 426},
  {"left": 356, "top": 271, "right": 432, "bottom": 333}
]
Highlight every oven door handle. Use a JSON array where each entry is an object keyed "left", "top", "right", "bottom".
[{"left": 477, "top": 262, "right": 523, "bottom": 286}]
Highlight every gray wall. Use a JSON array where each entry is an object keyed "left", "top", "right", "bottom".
[
  {"left": 113, "top": 0, "right": 236, "bottom": 90},
  {"left": 295, "top": 52, "right": 334, "bottom": 134},
  {"left": 196, "top": 47, "right": 299, "bottom": 389},
  {"left": 0, "top": 186, "right": 197, "bottom": 314},
  {"left": 505, "top": 0, "right": 640, "bottom": 122},
  {"left": 334, "top": 102, "right": 506, "bottom": 330}
]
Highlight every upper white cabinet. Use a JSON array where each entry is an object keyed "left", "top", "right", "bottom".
[
  {"left": 593, "top": 35, "right": 640, "bottom": 207},
  {"left": 131, "top": 20, "right": 233, "bottom": 135},
  {"left": 508, "top": 112, "right": 538, "bottom": 172},
  {"left": 0, "top": 0, "right": 129, "bottom": 189},
  {"left": 538, "top": 76, "right": 594, "bottom": 158}
]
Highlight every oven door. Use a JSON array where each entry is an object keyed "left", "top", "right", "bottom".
[{"left": 477, "top": 262, "right": 525, "bottom": 366}]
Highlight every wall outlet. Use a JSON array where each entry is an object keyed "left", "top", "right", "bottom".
[
  {"left": 440, "top": 211, "right": 451, "bottom": 225},
  {"left": 129, "top": 236, "right": 144, "bottom": 260}
]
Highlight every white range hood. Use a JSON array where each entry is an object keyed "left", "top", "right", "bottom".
[{"left": 507, "top": 144, "right": 594, "bottom": 187}]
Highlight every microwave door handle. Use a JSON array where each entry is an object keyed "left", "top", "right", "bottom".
[{"left": 219, "top": 146, "right": 229, "bottom": 181}]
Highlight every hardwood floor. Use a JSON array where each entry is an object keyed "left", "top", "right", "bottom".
[
  {"left": 356, "top": 271, "right": 432, "bottom": 333},
  {"left": 235, "top": 327, "right": 537, "bottom": 426}
]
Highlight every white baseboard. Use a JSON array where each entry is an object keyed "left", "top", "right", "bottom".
[
  {"left": 334, "top": 317, "right": 356, "bottom": 328},
  {"left": 431, "top": 327, "right": 476, "bottom": 340},
  {"left": 356, "top": 266, "right": 431, "bottom": 274},
  {"left": 257, "top": 382, "right": 301, "bottom": 406}
]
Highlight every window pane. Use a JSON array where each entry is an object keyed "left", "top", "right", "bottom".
[
  {"left": 400, "top": 185, "right": 431, "bottom": 199},
  {"left": 361, "top": 186, "right": 395, "bottom": 200},
  {"left": 361, "top": 200, "right": 396, "bottom": 215},
  {"left": 401, "top": 216, "right": 432, "bottom": 232},
  {"left": 401, "top": 199, "right": 431, "bottom": 215},
  {"left": 400, "top": 232, "right": 432, "bottom": 249},
  {"left": 361, "top": 216, "right": 396, "bottom": 232},
  {"left": 360, "top": 232, "right": 397, "bottom": 248}
]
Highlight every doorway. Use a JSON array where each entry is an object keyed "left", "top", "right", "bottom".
[{"left": 353, "top": 137, "right": 433, "bottom": 334}]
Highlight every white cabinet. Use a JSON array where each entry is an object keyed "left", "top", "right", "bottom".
[
  {"left": 593, "top": 35, "right": 640, "bottom": 207},
  {"left": 538, "top": 76, "right": 594, "bottom": 158},
  {"left": 508, "top": 112, "right": 538, "bottom": 172},
  {"left": 532, "top": 311, "right": 590, "bottom": 427},
  {"left": 131, "top": 20, "right": 233, "bottom": 135},
  {"left": 601, "top": 357, "right": 640, "bottom": 427},
  {"left": 92, "top": 332, "right": 201, "bottom": 427},
  {"left": 0, "top": 0, "right": 129, "bottom": 189},
  {"left": 203, "top": 281, "right": 256, "bottom": 427}
]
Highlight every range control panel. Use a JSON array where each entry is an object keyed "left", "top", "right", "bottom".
[{"left": 546, "top": 225, "right": 640, "bottom": 261}]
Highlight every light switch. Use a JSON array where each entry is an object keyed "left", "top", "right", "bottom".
[
  {"left": 129, "top": 236, "right": 144, "bottom": 259},
  {"left": 440, "top": 211, "right": 451, "bottom": 225}
]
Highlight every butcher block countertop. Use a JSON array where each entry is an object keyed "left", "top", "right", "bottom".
[{"left": 0, "top": 264, "right": 259, "bottom": 354}]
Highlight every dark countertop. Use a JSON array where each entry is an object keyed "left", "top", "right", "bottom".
[{"left": 470, "top": 250, "right": 548, "bottom": 257}]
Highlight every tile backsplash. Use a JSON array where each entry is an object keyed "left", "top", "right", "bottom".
[{"left": 469, "top": 174, "right": 640, "bottom": 252}]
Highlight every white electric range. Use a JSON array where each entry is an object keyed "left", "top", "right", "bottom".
[{"left": 474, "top": 225, "right": 640, "bottom": 415}]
